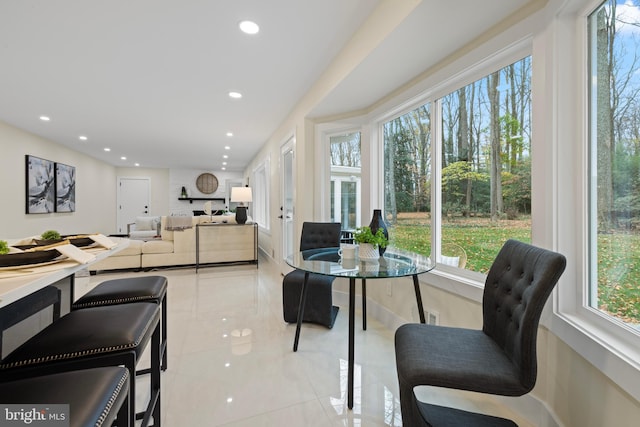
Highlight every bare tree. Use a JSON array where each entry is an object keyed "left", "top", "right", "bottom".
[
  {"left": 488, "top": 70, "right": 503, "bottom": 220},
  {"left": 596, "top": 2, "right": 615, "bottom": 230}
]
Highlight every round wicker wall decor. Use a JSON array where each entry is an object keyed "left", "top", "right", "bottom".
[{"left": 195, "top": 173, "right": 218, "bottom": 194}]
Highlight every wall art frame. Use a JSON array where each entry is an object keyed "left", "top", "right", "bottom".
[
  {"left": 25, "top": 155, "right": 55, "bottom": 214},
  {"left": 55, "top": 162, "right": 76, "bottom": 212}
]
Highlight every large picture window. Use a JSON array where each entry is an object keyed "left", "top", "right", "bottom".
[
  {"left": 588, "top": 0, "right": 640, "bottom": 326},
  {"left": 383, "top": 56, "right": 532, "bottom": 273}
]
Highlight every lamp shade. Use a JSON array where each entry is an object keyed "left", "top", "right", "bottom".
[{"left": 231, "top": 187, "right": 252, "bottom": 203}]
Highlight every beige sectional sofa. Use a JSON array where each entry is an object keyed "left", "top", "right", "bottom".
[{"left": 90, "top": 215, "right": 257, "bottom": 273}]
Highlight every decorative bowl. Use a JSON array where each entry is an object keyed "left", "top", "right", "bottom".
[{"left": 0, "top": 250, "right": 61, "bottom": 267}]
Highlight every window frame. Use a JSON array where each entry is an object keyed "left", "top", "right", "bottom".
[
  {"left": 316, "top": 124, "right": 366, "bottom": 221},
  {"left": 373, "top": 38, "right": 533, "bottom": 290},
  {"left": 549, "top": 0, "right": 640, "bottom": 402}
]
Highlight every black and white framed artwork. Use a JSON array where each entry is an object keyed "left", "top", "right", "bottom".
[
  {"left": 25, "top": 155, "right": 55, "bottom": 214},
  {"left": 55, "top": 162, "right": 76, "bottom": 212}
]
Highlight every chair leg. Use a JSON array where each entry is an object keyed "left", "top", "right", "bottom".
[
  {"left": 115, "top": 386, "right": 130, "bottom": 427},
  {"left": 398, "top": 378, "right": 423, "bottom": 427},
  {"left": 161, "top": 294, "right": 168, "bottom": 371},
  {"left": 137, "top": 321, "right": 162, "bottom": 427},
  {"left": 362, "top": 279, "right": 367, "bottom": 330}
]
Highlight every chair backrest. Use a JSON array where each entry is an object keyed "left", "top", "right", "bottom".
[
  {"left": 482, "top": 239, "right": 566, "bottom": 393},
  {"left": 300, "top": 222, "right": 342, "bottom": 251}
]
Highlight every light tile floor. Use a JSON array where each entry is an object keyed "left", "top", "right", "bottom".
[{"left": 79, "top": 258, "right": 534, "bottom": 426}]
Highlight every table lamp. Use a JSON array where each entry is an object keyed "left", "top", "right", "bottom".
[{"left": 231, "top": 186, "right": 252, "bottom": 224}]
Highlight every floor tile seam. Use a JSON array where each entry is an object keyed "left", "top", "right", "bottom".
[
  {"left": 176, "top": 330, "right": 296, "bottom": 356},
  {"left": 214, "top": 397, "right": 331, "bottom": 427}
]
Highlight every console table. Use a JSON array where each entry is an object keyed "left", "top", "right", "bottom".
[{"left": 195, "top": 223, "right": 258, "bottom": 272}]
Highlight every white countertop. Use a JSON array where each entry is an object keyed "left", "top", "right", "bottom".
[{"left": 0, "top": 238, "right": 128, "bottom": 309}]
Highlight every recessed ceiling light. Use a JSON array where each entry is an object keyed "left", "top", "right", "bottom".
[
  {"left": 104, "top": 147, "right": 111, "bottom": 152},
  {"left": 39, "top": 116, "right": 50, "bottom": 121},
  {"left": 222, "top": 162, "right": 227, "bottom": 166},
  {"left": 228, "top": 91, "right": 242, "bottom": 99},
  {"left": 120, "top": 156, "right": 127, "bottom": 160},
  {"left": 226, "top": 132, "right": 233, "bottom": 137},
  {"left": 223, "top": 155, "right": 228, "bottom": 159},
  {"left": 224, "top": 146, "right": 231, "bottom": 150},
  {"left": 79, "top": 136, "right": 88, "bottom": 141},
  {"left": 239, "top": 20, "right": 259, "bottom": 35},
  {"left": 134, "top": 163, "right": 140, "bottom": 167},
  {"left": 222, "top": 167, "right": 226, "bottom": 171}
]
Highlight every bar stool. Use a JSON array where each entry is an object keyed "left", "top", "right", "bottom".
[
  {"left": 0, "top": 367, "right": 130, "bottom": 427},
  {"left": 0, "top": 302, "right": 161, "bottom": 427},
  {"left": 72, "top": 275, "right": 168, "bottom": 372}
]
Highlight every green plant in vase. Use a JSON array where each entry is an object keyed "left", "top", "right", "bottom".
[
  {"left": 41, "top": 230, "right": 61, "bottom": 240},
  {"left": 0, "top": 240, "right": 9, "bottom": 255},
  {"left": 354, "top": 226, "right": 388, "bottom": 248},
  {"left": 354, "top": 226, "right": 388, "bottom": 260}
]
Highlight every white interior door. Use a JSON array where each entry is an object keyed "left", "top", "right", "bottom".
[
  {"left": 280, "top": 136, "right": 295, "bottom": 273},
  {"left": 117, "top": 177, "right": 151, "bottom": 234}
]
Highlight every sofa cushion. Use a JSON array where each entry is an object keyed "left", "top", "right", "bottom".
[
  {"left": 129, "top": 230, "right": 159, "bottom": 241},
  {"left": 115, "top": 239, "right": 143, "bottom": 256},
  {"left": 142, "top": 240, "right": 174, "bottom": 255}
]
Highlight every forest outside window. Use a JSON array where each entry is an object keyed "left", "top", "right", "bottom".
[
  {"left": 383, "top": 56, "right": 532, "bottom": 274},
  {"left": 588, "top": 0, "right": 640, "bottom": 327}
]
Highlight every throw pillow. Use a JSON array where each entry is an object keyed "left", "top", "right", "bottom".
[{"left": 135, "top": 216, "right": 154, "bottom": 231}]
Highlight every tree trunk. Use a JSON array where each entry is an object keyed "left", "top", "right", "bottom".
[
  {"left": 488, "top": 71, "right": 502, "bottom": 221},
  {"left": 596, "top": 4, "right": 614, "bottom": 231}
]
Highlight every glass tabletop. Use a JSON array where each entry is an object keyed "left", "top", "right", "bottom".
[{"left": 286, "top": 246, "right": 434, "bottom": 279}]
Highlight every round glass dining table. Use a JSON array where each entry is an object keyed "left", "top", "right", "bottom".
[{"left": 286, "top": 246, "right": 434, "bottom": 410}]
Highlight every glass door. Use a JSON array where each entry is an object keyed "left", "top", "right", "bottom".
[
  {"left": 329, "top": 131, "right": 361, "bottom": 232},
  {"left": 281, "top": 136, "right": 295, "bottom": 272}
]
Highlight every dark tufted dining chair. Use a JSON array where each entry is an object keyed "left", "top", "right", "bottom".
[
  {"left": 394, "top": 239, "right": 566, "bottom": 426},
  {"left": 282, "top": 222, "right": 342, "bottom": 328}
]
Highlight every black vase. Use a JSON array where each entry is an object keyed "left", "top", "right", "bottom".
[{"left": 369, "top": 209, "right": 388, "bottom": 256}]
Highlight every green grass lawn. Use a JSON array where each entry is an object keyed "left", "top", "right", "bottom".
[
  {"left": 388, "top": 215, "right": 530, "bottom": 273},
  {"left": 387, "top": 214, "right": 640, "bottom": 324}
]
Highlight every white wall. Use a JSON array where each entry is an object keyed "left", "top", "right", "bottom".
[
  {"left": 168, "top": 169, "right": 243, "bottom": 215},
  {"left": 0, "top": 120, "right": 117, "bottom": 239}
]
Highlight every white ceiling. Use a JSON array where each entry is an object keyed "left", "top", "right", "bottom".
[{"left": 0, "top": 0, "right": 532, "bottom": 171}]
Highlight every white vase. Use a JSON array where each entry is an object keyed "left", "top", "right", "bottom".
[{"left": 358, "top": 243, "right": 379, "bottom": 261}]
